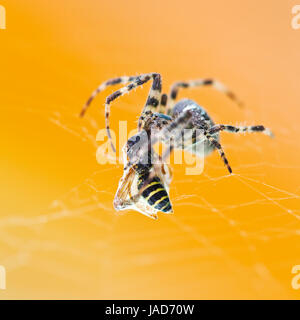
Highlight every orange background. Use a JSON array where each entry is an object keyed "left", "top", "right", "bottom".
[{"left": 0, "top": 0, "right": 300, "bottom": 299}]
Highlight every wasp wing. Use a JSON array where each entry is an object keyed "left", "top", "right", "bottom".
[{"left": 113, "top": 166, "right": 136, "bottom": 211}]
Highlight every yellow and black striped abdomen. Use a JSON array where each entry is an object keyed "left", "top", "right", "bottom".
[{"left": 138, "top": 176, "right": 172, "bottom": 213}]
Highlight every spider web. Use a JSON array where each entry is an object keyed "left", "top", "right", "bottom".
[{"left": 1, "top": 97, "right": 300, "bottom": 299}]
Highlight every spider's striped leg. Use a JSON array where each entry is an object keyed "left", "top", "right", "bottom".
[
  {"left": 105, "top": 73, "right": 162, "bottom": 152},
  {"left": 167, "top": 79, "right": 243, "bottom": 113},
  {"left": 80, "top": 75, "right": 138, "bottom": 117},
  {"left": 205, "top": 133, "right": 232, "bottom": 174},
  {"left": 209, "top": 124, "right": 274, "bottom": 137},
  {"left": 137, "top": 73, "right": 163, "bottom": 130},
  {"left": 157, "top": 93, "right": 168, "bottom": 114}
]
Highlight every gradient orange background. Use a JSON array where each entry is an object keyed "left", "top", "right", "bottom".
[{"left": 0, "top": 0, "right": 300, "bottom": 299}]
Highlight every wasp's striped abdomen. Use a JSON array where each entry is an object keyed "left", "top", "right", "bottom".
[{"left": 137, "top": 173, "right": 172, "bottom": 213}]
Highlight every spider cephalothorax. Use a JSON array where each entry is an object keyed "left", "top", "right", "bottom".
[{"left": 81, "top": 73, "right": 273, "bottom": 218}]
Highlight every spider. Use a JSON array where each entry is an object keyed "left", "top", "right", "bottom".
[{"left": 81, "top": 73, "right": 273, "bottom": 219}]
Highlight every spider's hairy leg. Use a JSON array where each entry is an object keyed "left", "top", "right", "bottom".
[
  {"left": 205, "top": 133, "right": 233, "bottom": 174},
  {"left": 105, "top": 73, "right": 162, "bottom": 152},
  {"left": 80, "top": 75, "right": 139, "bottom": 117},
  {"left": 157, "top": 93, "right": 168, "bottom": 114},
  {"left": 138, "top": 73, "right": 164, "bottom": 130},
  {"left": 167, "top": 78, "right": 243, "bottom": 112},
  {"left": 209, "top": 124, "right": 274, "bottom": 137}
]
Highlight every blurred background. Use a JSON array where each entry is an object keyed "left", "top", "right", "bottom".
[{"left": 0, "top": 0, "right": 300, "bottom": 299}]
